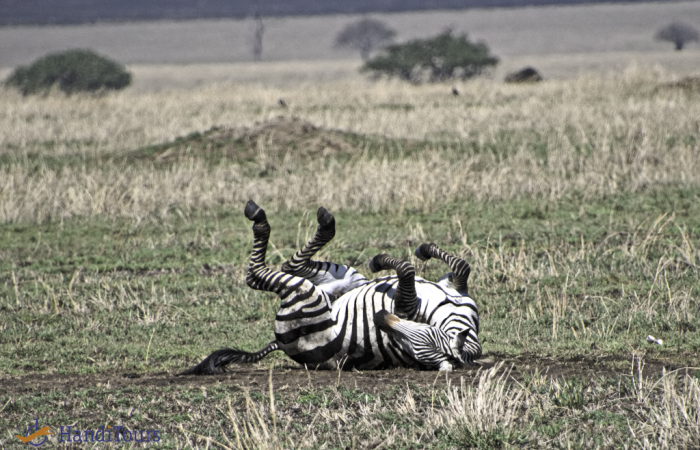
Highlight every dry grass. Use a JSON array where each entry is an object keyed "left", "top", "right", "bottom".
[
  {"left": 176, "top": 364, "right": 529, "bottom": 449},
  {"left": 174, "top": 360, "right": 700, "bottom": 449},
  {"left": 1, "top": 64, "right": 699, "bottom": 224},
  {"left": 127, "top": 60, "right": 363, "bottom": 92},
  {"left": 439, "top": 363, "right": 525, "bottom": 440}
]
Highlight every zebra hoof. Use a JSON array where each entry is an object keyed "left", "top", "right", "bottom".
[
  {"left": 316, "top": 206, "right": 335, "bottom": 230},
  {"left": 415, "top": 244, "right": 434, "bottom": 262},
  {"left": 368, "top": 254, "right": 387, "bottom": 273},
  {"left": 438, "top": 361, "right": 455, "bottom": 372},
  {"left": 244, "top": 200, "right": 266, "bottom": 223}
]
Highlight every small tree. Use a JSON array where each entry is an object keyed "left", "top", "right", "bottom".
[
  {"left": 251, "top": 7, "right": 265, "bottom": 61},
  {"left": 363, "top": 30, "right": 498, "bottom": 83},
  {"left": 5, "top": 49, "right": 131, "bottom": 95},
  {"left": 335, "top": 18, "right": 396, "bottom": 61},
  {"left": 656, "top": 22, "right": 699, "bottom": 51}
]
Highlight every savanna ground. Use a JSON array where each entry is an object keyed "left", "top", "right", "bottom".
[{"left": 2, "top": 8, "right": 700, "bottom": 445}]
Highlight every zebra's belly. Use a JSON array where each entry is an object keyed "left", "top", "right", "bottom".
[
  {"left": 274, "top": 275, "right": 473, "bottom": 370},
  {"left": 328, "top": 278, "right": 412, "bottom": 370},
  {"left": 273, "top": 277, "right": 411, "bottom": 369}
]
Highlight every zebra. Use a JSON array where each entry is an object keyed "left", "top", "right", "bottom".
[{"left": 177, "top": 200, "right": 481, "bottom": 375}]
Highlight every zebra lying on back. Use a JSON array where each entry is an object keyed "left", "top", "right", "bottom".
[{"left": 178, "top": 201, "right": 481, "bottom": 374}]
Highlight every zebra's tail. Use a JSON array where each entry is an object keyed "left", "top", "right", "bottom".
[{"left": 176, "top": 341, "right": 280, "bottom": 376}]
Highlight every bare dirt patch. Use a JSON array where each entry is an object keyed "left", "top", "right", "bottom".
[
  {"left": 118, "top": 116, "right": 360, "bottom": 164},
  {"left": 0, "top": 354, "right": 685, "bottom": 397}
]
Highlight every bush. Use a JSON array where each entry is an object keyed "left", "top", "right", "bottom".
[
  {"left": 5, "top": 49, "right": 132, "bottom": 95},
  {"left": 362, "top": 30, "right": 498, "bottom": 83},
  {"left": 504, "top": 67, "right": 543, "bottom": 83}
]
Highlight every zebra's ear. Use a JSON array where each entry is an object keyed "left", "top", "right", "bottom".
[
  {"left": 374, "top": 310, "right": 420, "bottom": 349},
  {"left": 450, "top": 329, "right": 470, "bottom": 353},
  {"left": 374, "top": 310, "right": 400, "bottom": 333},
  {"left": 374, "top": 310, "right": 417, "bottom": 356}
]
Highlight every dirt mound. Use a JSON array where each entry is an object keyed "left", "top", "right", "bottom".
[
  {"left": 121, "top": 116, "right": 360, "bottom": 164},
  {"left": 237, "top": 116, "right": 359, "bottom": 159}
]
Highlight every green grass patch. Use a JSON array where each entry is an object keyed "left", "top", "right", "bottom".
[{"left": 1, "top": 187, "right": 699, "bottom": 375}]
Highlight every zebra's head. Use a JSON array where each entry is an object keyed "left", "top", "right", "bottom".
[{"left": 375, "top": 310, "right": 478, "bottom": 371}]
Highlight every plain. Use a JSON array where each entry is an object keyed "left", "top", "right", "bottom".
[{"left": 2, "top": 7, "right": 700, "bottom": 447}]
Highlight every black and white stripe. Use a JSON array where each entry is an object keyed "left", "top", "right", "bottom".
[{"left": 178, "top": 201, "right": 481, "bottom": 375}]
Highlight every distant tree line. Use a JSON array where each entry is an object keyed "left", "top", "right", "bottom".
[
  {"left": 0, "top": 0, "right": 680, "bottom": 26},
  {"left": 5, "top": 6, "right": 696, "bottom": 94}
]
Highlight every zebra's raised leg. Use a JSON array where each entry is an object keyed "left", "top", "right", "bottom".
[
  {"left": 244, "top": 200, "right": 341, "bottom": 366},
  {"left": 281, "top": 207, "right": 366, "bottom": 298},
  {"left": 179, "top": 201, "right": 339, "bottom": 375},
  {"left": 176, "top": 341, "right": 280, "bottom": 376},
  {"left": 368, "top": 254, "right": 419, "bottom": 320},
  {"left": 244, "top": 200, "right": 323, "bottom": 298},
  {"left": 243, "top": 200, "right": 277, "bottom": 291},
  {"left": 281, "top": 206, "right": 335, "bottom": 278},
  {"left": 374, "top": 310, "right": 470, "bottom": 371},
  {"left": 415, "top": 243, "right": 470, "bottom": 294}
]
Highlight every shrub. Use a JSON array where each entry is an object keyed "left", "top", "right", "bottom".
[
  {"left": 5, "top": 49, "right": 132, "bottom": 95},
  {"left": 505, "top": 67, "right": 543, "bottom": 83},
  {"left": 362, "top": 30, "right": 498, "bottom": 83}
]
